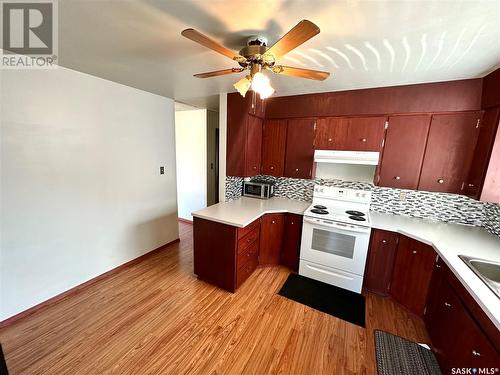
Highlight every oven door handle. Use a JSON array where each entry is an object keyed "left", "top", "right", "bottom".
[{"left": 303, "top": 217, "right": 370, "bottom": 233}]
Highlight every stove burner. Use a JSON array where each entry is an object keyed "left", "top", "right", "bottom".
[
  {"left": 313, "top": 205, "right": 327, "bottom": 210},
  {"left": 349, "top": 215, "right": 366, "bottom": 221},
  {"left": 346, "top": 210, "right": 365, "bottom": 216},
  {"left": 311, "top": 209, "right": 329, "bottom": 215}
]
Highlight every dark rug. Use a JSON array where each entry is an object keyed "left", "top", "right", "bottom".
[
  {"left": 375, "top": 330, "right": 441, "bottom": 375},
  {"left": 278, "top": 273, "right": 365, "bottom": 327}
]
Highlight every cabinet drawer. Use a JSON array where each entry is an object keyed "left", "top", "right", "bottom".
[
  {"left": 237, "top": 240, "right": 259, "bottom": 267},
  {"left": 238, "top": 227, "right": 260, "bottom": 253},
  {"left": 237, "top": 250, "right": 258, "bottom": 288},
  {"left": 237, "top": 218, "right": 260, "bottom": 240}
]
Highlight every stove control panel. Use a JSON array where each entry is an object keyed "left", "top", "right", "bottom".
[{"left": 313, "top": 185, "right": 372, "bottom": 203}]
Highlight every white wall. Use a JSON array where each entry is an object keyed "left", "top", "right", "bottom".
[
  {"left": 175, "top": 109, "right": 207, "bottom": 220},
  {"left": 0, "top": 67, "right": 179, "bottom": 320},
  {"left": 218, "top": 93, "right": 227, "bottom": 202}
]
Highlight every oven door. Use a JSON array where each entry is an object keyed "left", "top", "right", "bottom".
[{"left": 300, "top": 216, "right": 371, "bottom": 276}]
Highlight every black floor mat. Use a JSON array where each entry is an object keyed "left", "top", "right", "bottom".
[
  {"left": 278, "top": 273, "right": 365, "bottom": 327},
  {"left": 375, "top": 330, "right": 441, "bottom": 375}
]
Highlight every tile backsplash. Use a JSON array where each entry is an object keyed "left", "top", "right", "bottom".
[{"left": 225, "top": 175, "right": 500, "bottom": 237}]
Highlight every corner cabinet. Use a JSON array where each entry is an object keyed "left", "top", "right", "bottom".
[
  {"left": 389, "top": 235, "right": 436, "bottom": 317},
  {"left": 363, "top": 229, "right": 399, "bottom": 295},
  {"left": 280, "top": 214, "right": 303, "bottom": 271}
]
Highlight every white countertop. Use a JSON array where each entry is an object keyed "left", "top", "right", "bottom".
[
  {"left": 193, "top": 197, "right": 500, "bottom": 329},
  {"left": 370, "top": 212, "right": 500, "bottom": 330},
  {"left": 192, "top": 197, "right": 310, "bottom": 228}
]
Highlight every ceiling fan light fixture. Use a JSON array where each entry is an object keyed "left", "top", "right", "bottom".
[
  {"left": 233, "top": 75, "right": 251, "bottom": 97},
  {"left": 251, "top": 72, "right": 275, "bottom": 99}
]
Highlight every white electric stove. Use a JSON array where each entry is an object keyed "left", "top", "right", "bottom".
[{"left": 299, "top": 185, "right": 372, "bottom": 293}]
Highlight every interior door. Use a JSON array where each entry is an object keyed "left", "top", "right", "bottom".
[
  {"left": 378, "top": 115, "right": 431, "bottom": 189},
  {"left": 245, "top": 115, "right": 262, "bottom": 176},
  {"left": 345, "top": 116, "right": 387, "bottom": 151},
  {"left": 418, "top": 112, "right": 482, "bottom": 193},
  {"left": 284, "top": 118, "right": 315, "bottom": 179},
  {"left": 261, "top": 119, "right": 287, "bottom": 176}
]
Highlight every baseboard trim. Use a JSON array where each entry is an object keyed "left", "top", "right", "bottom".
[
  {"left": 0, "top": 238, "right": 180, "bottom": 329},
  {"left": 178, "top": 218, "right": 193, "bottom": 225}
]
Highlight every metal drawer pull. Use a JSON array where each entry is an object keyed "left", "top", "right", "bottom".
[
  {"left": 444, "top": 302, "right": 451, "bottom": 307},
  {"left": 412, "top": 250, "right": 417, "bottom": 254},
  {"left": 295, "top": 168, "right": 299, "bottom": 172},
  {"left": 328, "top": 138, "right": 333, "bottom": 142},
  {"left": 468, "top": 183, "right": 474, "bottom": 187},
  {"left": 361, "top": 138, "right": 367, "bottom": 142},
  {"left": 270, "top": 166, "right": 274, "bottom": 170},
  {"left": 472, "top": 350, "right": 481, "bottom": 357},
  {"left": 436, "top": 264, "right": 441, "bottom": 268},
  {"left": 271, "top": 220, "right": 275, "bottom": 224},
  {"left": 382, "top": 240, "right": 387, "bottom": 244},
  {"left": 437, "top": 179, "right": 444, "bottom": 184},
  {"left": 394, "top": 176, "right": 401, "bottom": 180}
]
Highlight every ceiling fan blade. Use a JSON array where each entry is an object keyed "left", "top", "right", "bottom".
[
  {"left": 181, "top": 28, "right": 243, "bottom": 61},
  {"left": 194, "top": 68, "right": 244, "bottom": 78},
  {"left": 265, "top": 20, "right": 320, "bottom": 60},
  {"left": 271, "top": 65, "right": 330, "bottom": 81}
]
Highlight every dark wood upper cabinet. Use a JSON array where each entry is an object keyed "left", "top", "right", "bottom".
[
  {"left": 226, "top": 93, "right": 250, "bottom": 176},
  {"left": 261, "top": 119, "right": 287, "bottom": 176},
  {"left": 245, "top": 115, "right": 262, "bottom": 176},
  {"left": 378, "top": 115, "right": 431, "bottom": 189},
  {"left": 280, "top": 214, "right": 303, "bottom": 271},
  {"left": 464, "top": 107, "right": 500, "bottom": 198},
  {"left": 390, "top": 236, "right": 436, "bottom": 317},
  {"left": 418, "top": 112, "right": 482, "bottom": 194},
  {"left": 314, "top": 117, "right": 349, "bottom": 150},
  {"left": 363, "top": 229, "right": 399, "bottom": 296},
  {"left": 284, "top": 119, "right": 315, "bottom": 179},
  {"left": 259, "top": 213, "right": 285, "bottom": 265},
  {"left": 481, "top": 122, "right": 500, "bottom": 203},
  {"left": 345, "top": 116, "right": 387, "bottom": 151}
]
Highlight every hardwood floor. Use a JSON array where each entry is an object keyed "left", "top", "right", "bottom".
[{"left": 0, "top": 222, "right": 429, "bottom": 374}]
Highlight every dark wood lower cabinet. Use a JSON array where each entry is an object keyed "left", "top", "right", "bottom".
[
  {"left": 259, "top": 213, "right": 285, "bottom": 265},
  {"left": 425, "top": 257, "right": 500, "bottom": 371},
  {"left": 280, "top": 214, "right": 303, "bottom": 271},
  {"left": 363, "top": 229, "right": 399, "bottom": 295},
  {"left": 390, "top": 235, "right": 436, "bottom": 317}
]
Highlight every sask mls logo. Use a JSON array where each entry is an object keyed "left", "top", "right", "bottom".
[{"left": 1, "top": 0, "right": 58, "bottom": 68}]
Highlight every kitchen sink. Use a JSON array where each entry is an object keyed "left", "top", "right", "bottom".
[{"left": 459, "top": 255, "right": 500, "bottom": 299}]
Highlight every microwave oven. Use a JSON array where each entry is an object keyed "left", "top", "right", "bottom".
[{"left": 242, "top": 180, "right": 275, "bottom": 199}]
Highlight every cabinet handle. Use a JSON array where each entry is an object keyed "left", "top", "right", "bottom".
[
  {"left": 361, "top": 138, "right": 367, "bottom": 142},
  {"left": 436, "top": 264, "right": 441, "bottom": 268},
  {"left": 291, "top": 221, "right": 294, "bottom": 225},
  {"left": 253, "top": 166, "right": 257, "bottom": 170},
  {"left": 468, "top": 183, "right": 474, "bottom": 187},
  {"left": 295, "top": 168, "right": 299, "bottom": 172},
  {"left": 394, "top": 176, "right": 401, "bottom": 180},
  {"left": 437, "top": 179, "right": 444, "bottom": 184},
  {"left": 444, "top": 302, "right": 451, "bottom": 307},
  {"left": 270, "top": 166, "right": 274, "bottom": 170},
  {"left": 272, "top": 220, "right": 275, "bottom": 224},
  {"left": 412, "top": 250, "right": 417, "bottom": 254},
  {"left": 472, "top": 350, "right": 481, "bottom": 357},
  {"left": 382, "top": 240, "right": 387, "bottom": 244},
  {"left": 328, "top": 138, "right": 333, "bottom": 142}
]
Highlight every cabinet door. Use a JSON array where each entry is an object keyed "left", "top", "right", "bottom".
[
  {"left": 280, "top": 214, "right": 303, "bottom": 271},
  {"left": 284, "top": 119, "right": 315, "bottom": 179},
  {"left": 259, "top": 214, "right": 285, "bottom": 265},
  {"left": 363, "top": 229, "right": 399, "bottom": 295},
  {"left": 390, "top": 236, "right": 436, "bottom": 316},
  {"left": 245, "top": 115, "right": 262, "bottom": 176},
  {"left": 378, "top": 115, "right": 431, "bottom": 189},
  {"left": 261, "top": 119, "right": 287, "bottom": 176},
  {"left": 226, "top": 93, "right": 251, "bottom": 176},
  {"left": 314, "top": 117, "right": 349, "bottom": 150},
  {"left": 419, "top": 112, "right": 482, "bottom": 193},
  {"left": 345, "top": 116, "right": 387, "bottom": 151}
]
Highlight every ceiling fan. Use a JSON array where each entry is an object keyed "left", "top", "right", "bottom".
[{"left": 181, "top": 20, "right": 330, "bottom": 99}]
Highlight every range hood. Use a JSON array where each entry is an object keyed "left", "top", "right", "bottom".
[{"left": 314, "top": 150, "right": 380, "bottom": 165}]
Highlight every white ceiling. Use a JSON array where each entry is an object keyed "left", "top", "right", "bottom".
[{"left": 59, "top": 0, "right": 500, "bottom": 110}]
